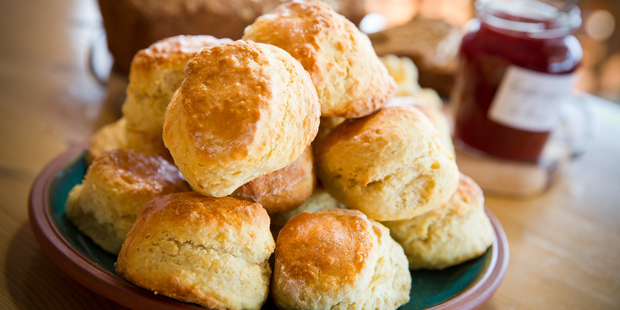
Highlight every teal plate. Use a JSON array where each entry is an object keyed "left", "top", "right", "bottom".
[{"left": 29, "top": 142, "right": 509, "bottom": 310}]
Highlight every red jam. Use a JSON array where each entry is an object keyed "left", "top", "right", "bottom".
[{"left": 453, "top": 1, "right": 582, "bottom": 161}]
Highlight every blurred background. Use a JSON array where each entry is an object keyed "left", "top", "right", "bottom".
[
  {"left": 362, "top": 0, "right": 620, "bottom": 102},
  {"left": 0, "top": 1, "right": 618, "bottom": 309},
  {"left": 387, "top": 0, "right": 620, "bottom": 102},
  {"left": 92, "top": 0, "right": 620, "bottom": 103},
  {"left": 566, "top": 0, "right": 620, "bottom": 102}
]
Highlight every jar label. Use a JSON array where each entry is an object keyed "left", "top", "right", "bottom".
[{"left": 488, "top": 66, "right": 575, "bottom": 132}]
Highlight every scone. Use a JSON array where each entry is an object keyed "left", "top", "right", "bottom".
[
  {"left": 86, "top": 118, "right": 172, "bottom": 164},
  {"left": 163, "top": 40, "right": 320, "bottom": 197},
  {"left": 383, "top": 174, "right": 495, "bottom": 269},
  {"left": 316, "top": 106, "right": 459, "bottom": 221},
  {"left": 122, "top": 35, "right": 231, "bottom": 134},
  {"left": 380, "top": 54, "right": 421, "bottom": 97},
  {"left": 379, "top": 54, "right": 443, "bottom": 110},
  {"left": 243, "top": 0, "right": 397, "bottom": 118},
  {"left": 115, "top": 193, "right": 275, "bottom": 310},
  {"left": 413, "top": 104, "right": 454, "bottom": 156},
  {"left": 269, "top": 187, "right": 342, "bottom": 238},
  {"left": 385, "top": 96, "right": 454, "bottom": 156},
  {"left": 65, "top": 149, "right": 190, "bottom": 254},
  {"left": 86, "top": 118, "right": 128, "bottom": 164},
  {"left": 272, "top": 209, "right": 410, "bottom": 309},
  {"left": 231, "top": 146, "right": 315, "bottom": 215}
]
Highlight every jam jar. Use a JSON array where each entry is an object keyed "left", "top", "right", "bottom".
[{"left": 452, "top": 0, "right": 583, "bottom": 161}]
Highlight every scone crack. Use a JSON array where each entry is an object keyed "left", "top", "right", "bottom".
[
  {"left": 153, "top": 234, "right": 262, "bottom": 268},
  {"left": 368, "top": 256, "right": 393, "bottom": 287},
  {"left": 405, "top": 207, "right": 476, "bottom": 246},
  {"left": 360, "top": 140, "right": 435, "bottom": 188},
  {"left": 393, "top": 214, "right": 441, "bottom": 246},
  {"left": 397, "top": 173, "right": 434, "bottom": 208},
  {"left": 409, "top": 221, "right": 440, "bottom": 245}
]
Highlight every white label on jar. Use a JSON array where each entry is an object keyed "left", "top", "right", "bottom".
[{"left": 488, "top": 65, "right": 575, "bottom": 132}]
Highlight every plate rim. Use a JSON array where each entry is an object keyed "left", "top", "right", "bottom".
[
  {"left": 28, "top": 141, "right": 206, "bottom": 310},
  {"left": 28, "top": 141, "right": 509, "bottom": 310},
  {"left": 428, "top": 204, "right": 509, "bottom": 310}
]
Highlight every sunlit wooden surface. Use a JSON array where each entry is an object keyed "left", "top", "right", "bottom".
[{"left": 0, "top": 0, "right": 618, "bottom": 309}]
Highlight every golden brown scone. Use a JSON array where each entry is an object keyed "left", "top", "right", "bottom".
[
  {"left": 379, "top": 54, "right": 444, "bottom": 109},
  {"left": 243, "top": 0, "right": 397, "bottom": 118},
  {"left": 116, "top": 193, "right": 275, "bottom": 310},
  {"left": 124, "top": 126, "right": 174, "bottom": 162},
  {"left": 316, "top": 106, "right": 459, "bottom": 221},
  {"left": 272, "top": 209, "right": 410, "bottom": 309},
  {"left": 86, "top": 118, "right": 173, "bottom": 164},
  {"left": 380, "top": 54, "right": 421, "bottom": 96},
  {"left": 231, "top": 146, "right": 315, "bottom": 215},
  {"left": 122, "top": 35, "right": 231, "bottom": 134},
  {"left": 413, "top": 104, "right": 454, "bottom": 157},
  {"left": 163, "top": 40, "right": 320, "bottom": 197},
  {"left": 385, "top": 96, "right": 454, "bottom": 156},
  {"left": 86, "top": 118, "right": 128, "bottom": 164},
  {"left": 269, "top": 187, "right": 342, "bottom": 239},
  {"left": 383, "top": 174, "right": 495, "bottom": 269},
  {"left": 65, "top": 149, "right": 190, "bottom": 254}
]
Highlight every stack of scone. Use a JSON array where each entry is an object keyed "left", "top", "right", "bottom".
[{"left": 66, "top": 0, "right": 495, "bottom": 309}]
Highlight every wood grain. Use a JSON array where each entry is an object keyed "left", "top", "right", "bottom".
[
  {"left": 0, "top": 0, "right": 618, "bottom": 309},
  {"left": 0, "top": 0, "right": 123, "bottom": 309},
  {"left": 479, "top": 96, "right": 620, "bottom": 310}
]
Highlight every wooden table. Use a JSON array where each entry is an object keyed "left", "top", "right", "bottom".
[{"left": 0, "top": 0, "right": 618, "bottom": 309}]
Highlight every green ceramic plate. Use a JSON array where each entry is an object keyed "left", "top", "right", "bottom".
[{"left": 29, "top": 142, "right": 509, "bottom": 310}]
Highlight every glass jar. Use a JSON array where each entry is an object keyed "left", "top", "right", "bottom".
[{"left": 452, "top": 0, "right": 583, "bottom": 162}]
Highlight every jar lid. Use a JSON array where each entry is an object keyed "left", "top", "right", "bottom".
[{"left": 476, "top": 0, "right": 582, "bottom": 38}]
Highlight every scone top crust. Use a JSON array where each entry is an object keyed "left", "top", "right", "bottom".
[
  {"left": 243, "top": 0, "right": 397, "bottom": 118},
  {"left": 163, "top": 40, "right": 320, "bottom": 197},
  {"left": 123, "top": 35, "right": 231, "bottom": 133},
  {"left": 121, "top": 192, "right": 275, "bottom": 265},
  {"left": 178, "top": 41, "right": 298, "bottom": 163},
  {"left": 316, "top": 106, "right": 459, "bottom": 221},
  {"left": 317, "top": 106, "right": 440, "bottom": 186},
  {"left": 277, "top": 209, "right": 375, "bottom": 284},
  {"left": 384, "top": 97, "right": 455, "bottom": 156},
  {"left": 89, "top": 149, "right": 189, "bottom": 204},
  {"left": 244, "top": 0, "right": 327, "bottom": 74},
  {"left": 129, "top": 35, "right": 229, "bottom": 75},
  {"left": 274, "top": 209, "right": 384, "bottom": 308}
]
